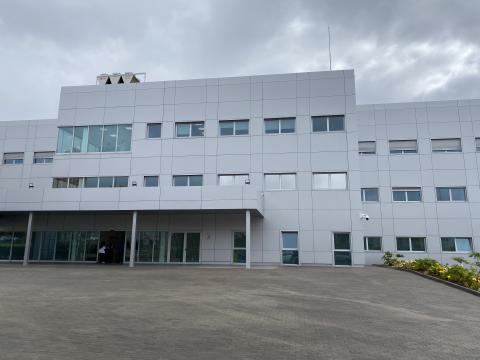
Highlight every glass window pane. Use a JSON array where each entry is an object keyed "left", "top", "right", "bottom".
[
  {"left": 72, "top": 126, "right": 88, "bottom": 153},
  {"left": 396, "top": 237, "right": 410, "bottom": 251},
  {"left": 280, "top": 118, "right": 295, "bottom": 133},
  {"left": 87, "top": 125, "right": 103, "bottom": 152},
  {"left": 189, "top": 175, "right": 203, "bottom": 186},
  {"left": 0, "top": 233, "right": 12, "bottom": 260},
  {"left": 138, "top": 232, "right": 154, "bottom": 262},
  {"left": 441, "top": 238, "right": 456, "bottom": 252},
  {"left": 102, "top": 125, "right": 117, "bottom": 152},
  {"left": 312, "top": 116, "right": 328, "bottom": 132},
  {"left": 313, "top": 174, "right": 329, "bottom": 189},
  {"left": 34, "top": 152, "right": 54, "bottom": 164},
  {"left": 436, "top": 188, "right": 450, "bottom": 201},
  {"left": 40, "top": 232, "right": 56, "bottom": 260},
  {"left": 334, "top": 251, "right": 351, "bottom": 266},
  {"left": 186, "top": 233, "right": 200, "bottom": 263},
  {"left": 57, "top": 127, "right": 73, "bottom": 153},
  {"left": 170, "top": 233, "right": 184, "bottom": 262},
  {"left": 219, "top": 121, "right": 234, "bottom": 136},
  {"left": 451, "top": 188, "right": 466, "bottom": 201},
  {"left": 265, "top": 174, "right": 280, "bottom": 190},
  {"left": 55, "top": 232, "right": 71, "bottom": 261},
  {"left": 69, "top": 232, "right": 86, "bottom": 261},
  {"left": 363, "top": 189, "right": 379, "bottom": 202},
  {"left": 393, "top": 191, "right": 406, "bottom": 202},
  {"left": 176, "top": 123, "right": 190, "bottom": 137},
  {"left": 99, "top": 177, "right": 113, "bottom": 188},
  {"left": 233, "top": 249, "right": 246, "bottom": 263},
  {"left": 219, "top": 175, "right": 234, "bottom": 186},
  {"left": 117, "top": 124, "right": 132, "bottom": 151},
  {"left": 144, "top": 176, "right": 159, "bottom": 187},
  {"left": 407, "top": 190, "right": 421, "bottom": 202},
  {"left": 281, "top": 174, "right": 296, "bottom": 190},
  {"left": 191, "top": 122, "right": 204, "bottom": 137},
  {"left": 282, "top": 250, "right": 299, "bottom": 265},
  {"left": 456, "top": 238, "right": 472, "bottom": 252},
  {"left": 328, "top": 115, "right": 345, "bottom": 131},
  {"left": 367, "top": 237, "right": 382, "bottom": 251},
  {"left": 153, "top": 232, "right": 168, "bottom": 263},
  {"left": 234, "top": 232, "right": 246, "bottom": 248},
  {"left": 235, "top": 120, "right": 249, "bottom": 135},
  {"left": 358, "top": 141, "right": 376, "bottom": 154},
  {"left": 53, "top": 178, "right": 68, "bottom": 188},
  {"left": 173, "top": 175, "right": 188, "bottom": 186},
  {"left": 334, "top": 233, "right": 350, "bottom": 250},
  {"left": 265, "top": 119, "right": 279, "bottom": 134},
  {"left": 147, "top": 123, "right": 162, "bottom": 138},
  {"left": 68, "top": 177, "right": 83, "bottom": 188},
  {"left": 282, "top": 232, "right": 298, "bottom": 249},
  {"left": 85, "top": 232, "right": 99, "bottom": 261},
  {"left": 84, "top": 177, "right": 99, "bottom": 188},
  {"left": 330, "top": 173, "right": 347, "bottom": 189},
  {"left": 114, "top": 176, "right": 128, "bottom": 187},
  {"left": 411, "top": 237, "right": 425, "bottom": 251}
]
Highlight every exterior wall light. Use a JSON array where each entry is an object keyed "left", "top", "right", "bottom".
[
  {"left": 132, "top": 181, "right": 137, "bottom": 187},
  {"left": 28, "top": 183, "right": 34, "bottom": 188}
]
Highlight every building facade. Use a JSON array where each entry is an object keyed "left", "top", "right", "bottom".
[{"left": 0, "top": 69, "right": 478, "bottom": 267}]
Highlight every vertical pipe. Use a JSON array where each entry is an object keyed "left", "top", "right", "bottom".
[
  {"left": 23, "top": 212, "right": 33, "bottom": 266},
  {"left": 129, "top": 210, "right": 138, "bottom": 268},
  {"left": 246, "top": 210, "right": 251, "bottom": 269}
]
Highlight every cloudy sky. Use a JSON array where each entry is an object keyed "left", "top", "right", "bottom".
[{"left": 1, "top": 0, "right": 479, "bottom": 121}]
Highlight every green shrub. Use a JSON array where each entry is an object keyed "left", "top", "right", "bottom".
[
  {"left": 410, "top": 258, "right": 440, "bottom": 272},
  {"left": 382, "top": 251, "right": 404, "bottom": 266}
]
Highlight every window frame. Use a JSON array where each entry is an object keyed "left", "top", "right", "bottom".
[
  {"left": 475, "top": 137, "right": 480, "bottom": 152},
  {"left": 361, "top": 188, "right": 379, "bottom": 202},
  {"left": 264, "top": 173, "right": 296, "bottom": 191},
  {"left": 232, "top": 231, "right": 247, "bottom": 264},
  {"left": 440, "top": 237, "right": 473, "bottom": 253},
  {"left": 218, "top": 174, "right": 250, "bottom": 186},
  {"left": 392, "top": 187, "right": 422, "bottom": 202},
  {"left": 435, "top": 187, "right": 467, "bottom": 202},
  {"left": 396, "top": 237, "right": 426, "bottom": 252},
  {"left": 389, "top": 140, "right": 418, "bottom": 154},
  {"left": 363, "top": 236, "right": 382, "bottom": 252},
  {"left": 264, "top": 117, "right": 296, "bottom": 134},
  {"left": 358, "top": 141, "right": 376, "bottom": 155},
  {"left": 3, "top": 152, "right": 24, "bottom": 165},
  {"left": 172, "top": 175, "right": 204, "bottom": 187},
  {"left": 431, "top": 138, "right": 462, "bottom": 153},
  {"left": 144, "top": 176, "right": 159, "bottom": 187},
  {"left": 219, "top": 120, "right": 249, "bottom": 136},
  {"left": 175, "top": 122, "right": 205, "bottom": 138},
  {"left": 33, "top": 151, "right": 54, "bottom": 164},
  {"left": 311, "top": 115, "right": 345, "bottom": 133},
  {"left": 313, "top": 172, "right": 348, "bottom": 190},
  {"left": 333, "top": 232, "right": 352, "bottom": 266},
  {"left": 146, "top": 123, "right": 162, "bottom": 139},
  {"left": 281, "top": 231, "right": 299, "bottom": 265}
]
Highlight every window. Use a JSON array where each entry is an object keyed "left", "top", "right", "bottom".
[
  {"left": 219, "top": 120, "right": 249, "bottom": 136},
  {"left": 33, "top": 152, "right": 54, "bottom": 164},
  {"left": 53, "top": 177, "right": 128, "bottom": 188},
  {"left": 389, "top": 140, "right": 417, "bottom": 154},
  {"left": 441, "top": 237, "right": 473, "bottom": 252},
  {"left": 312, "top": 115, "right": 345, "bottom": 132},
  {"left": 436, "top": 187, "right": 467, "bottom": 201},
  {"left": 364, "top": 237, "right": 382, "bottom": 251},
  {"left": 334, "top": 233, "right": 351, "bottom": 265},
  {"left": 147, "top": 123, "right": 162, "bottom": 138},
  {"left": 84, "top": 177, "right": 99, "bottom": 188},
  {"left": 396, "top": 237, "right": 426, "bottom": 252},
  {"left": 282, "top": 232, "right": 298, "bottom": 265},
  {"left": 172, "top": 175, "right": 203, "bottom": 186},
  {"left": 313, "top": 173, "right": 347, "bottom": 190},
  {"left": 431, "top": 138, "right": 461, "bottom": 153},
  {"left": 264, "top": 117, "right": 295, "bottom": 134},
  {"left": 358, "top": 141, "right": 376, "bottom": 155},
  {"left": 233, "top": 232, "right": 246, "bottom": 264},
  {"left": 68, "top": 177, "right": 83, "bottom": 188},
  {"left": 264, "top": 173, "right": 296, "bottom": 190},
  {"left": 175, "top": 122, "right": 204, "bottom": 137},
  {"left": 52, "top": 178, "right": 68, "bottom": 188},
  {"left": 218, "top": 174, "right": 249, "bottom": 186},
  {"left": 144, "top": 176, "right": 159, "bottom": 187},
  {"left": 3, "top": 152, "right": 24, "bottom": 165},
  {"left": 392, "top": 187, "right": 422, "bottom": 202},
  {"left": 361, "top": 188, "right": 379, "bottom": 202},
  {"left": 0, "top": 232, "right": 26, "bottom": 261},
  {"left": 114, "top": 176, "right": 129, "bottom": 187},
  {"left": 56, "top": 124, "right": 132, "bottom": 153},
  {"left": 476, "top": 138, "right": 480, "bottom": 152}
]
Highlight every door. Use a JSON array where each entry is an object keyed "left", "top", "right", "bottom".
[
  {"left": 169, "top": 232, "right": 200, "bottom": 263},
  {"left": 185, "top": 233, "right": 200, "bottom": 263},
  {"left": 169, "top": 233, "right": 184, "bottom": 262}
]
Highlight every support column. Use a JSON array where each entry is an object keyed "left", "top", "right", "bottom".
[
  {"left": 22, "top": 212, "right": 33, "bottom": 266},
  {"left": 246, "top": 210, "right": 251, "bottom": 269},
  {"left": 129, "top": 210, "right": 138, "bottom": 268}
]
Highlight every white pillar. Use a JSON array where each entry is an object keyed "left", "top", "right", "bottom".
[
  {"left": 246, "top": 210, "right": 251, "bottom": 269},
  {"left": 129, "top": 210, "right": 138, "bottom": 268},
  {"left": 23, "top": 212, "right": 33, "bottom": 266}
]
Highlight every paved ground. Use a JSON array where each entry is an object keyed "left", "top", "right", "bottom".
[{"left": 0, "top": 265, "right": 479, "bottom": 360}]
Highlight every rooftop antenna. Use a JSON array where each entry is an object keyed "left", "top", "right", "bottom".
[{"left": 328, "top": 25, "right": 332, "bottom": 71}]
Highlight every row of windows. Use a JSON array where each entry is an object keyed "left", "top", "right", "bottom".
[
  {"left": 361, "top": 187, "right": 467, "bottom": 202},
  {"left": 52, "top": 176, "right": 129, "bottom": 188},
  {"left": 2, "top": 152, "right": 54, "bottom": 165},
  {"left": 364, "top": 236, "right": 473, "bottom": 253},
  {"left": 359, "top": 138, "right": 480, "bottom": 155}
]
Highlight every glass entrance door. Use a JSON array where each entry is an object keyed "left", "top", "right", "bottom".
[
  {"left": 169, "top": 233, "right": 185, "bottom": 262},
  {"left": 169, "top": 232, "right": 200, "bottom": 263},
  {"left": 185, "top": 233, "right": 200, "bottom": 263}
]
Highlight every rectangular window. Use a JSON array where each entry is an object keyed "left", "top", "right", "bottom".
[
  {"left": 313, "top": 173, "right": 347, "bottom": 190},
  {"left": 172, "top": 175, "right": 203, "bottom": 186},
  {"left": 72, "top": 126, "right": 88, "bottom": 153},
  {"left": 84, "top": 177, "right": 99, "bottom": 188},
  {"left": 396, "top": 237, "right": 426, "bottom": 252},
  {"left": 389, "top": 140, "right": 418, "bottom": 154},
  {"left": 441, "top": 237, "right": 473, "bottom": 252},
  {"left": 392, "top": 187, "right": 422, "bottom": 202},
  {"left": 264, "top": 117, "right": 295, "bottom": 134},
  {"left": 218, "top": 174, "right": 249, "bottom": 186},
  {"left": 68, "top": 177, "right": 83, "bottom": 188},
  {"left": 98, "top": 177, "right": 113, "bottom": 188},
  {"left": 436, "top": 187, "right": 467, "bottom": 201},
  {"left": 264, "top": 173, "right": 296, "bottom": 190},
  {"left": 57, "top": 127, "right": 74, "bottom": 153},
  {"left": 282, "top": 231, "right": 298, "bottom": 265},
  {"left": 87, "top": 125, "right": 103, "bottom": 152},
  {"left": 52, "top": 178, "right": 68, "bottom": 188},
  {"left": 431, "top": 138, "right": 461, "bottom": 153},
  {"left": 219, "top": 120, "right": 249, "bottom": 136},
  {"left": 175, "top": 122, "right": 204, "bottom": 137},
  {"left": 364, "top": 237, "right": 382, "bottom": 251},
  {"left": 147, "top": 123, "right": 162, "bottom": 138},
  {"left": 101, "top": 125, "right": 117, "bottom": 152},
  {"left": 114, "top": 176, "right": 129, "bottom": 187},
  {"left": 3, "top": 152, "right": 24, "bottom": 165},
  {"left": 334, "top": 233, "right": 351, "bottom": 266},
  {"left": 233, "top": 232, "right": 246, "bottom": 264},
  {"left": 33, "top": 152, "right": 54, "bottom": 164},
  {"left": 53, "top": 176, "right": 128, "bottom": 188},
  {"left": 312, "top": 115, "right": 345, "bottom": 132},
  {"left": 476, "top": 138, "right": 480, "bottom": 152},
  {"left": 361, "top": 188, "right": 379, "bottom": 202},
  {"left": 144, "top": 176, "right": 159, "bottom": 187},
  {"left": 116, "top": 124, "right": 132, "bottom": 151},
  {"left": 358, "top": 141, "right": 376, "bottom": 155}
]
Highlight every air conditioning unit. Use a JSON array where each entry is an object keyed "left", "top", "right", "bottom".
[
  {"left": 109, "top": 73, "right": 122, "bottom": 84},
  {"left": 96, "top": 72, "right": 146, "bottom": 85},
  {"left": 96, "top": 73, "right": 110, "bottom": 85}
]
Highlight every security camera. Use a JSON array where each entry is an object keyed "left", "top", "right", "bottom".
[{"left": 360, "top": 213, "right": 370, "bottom": 221}]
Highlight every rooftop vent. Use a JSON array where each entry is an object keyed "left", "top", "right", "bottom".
[{"left": 96, "top": 72, "right": 146, "bottom": 85}]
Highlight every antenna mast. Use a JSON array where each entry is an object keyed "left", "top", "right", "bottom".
[{"left": 328, "top": 25, "right": 332, "bottom": 71}]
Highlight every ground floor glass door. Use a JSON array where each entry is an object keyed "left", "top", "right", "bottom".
[
  {"left": 169, "top": 232, "right": 200, "bottom": 263},
  {"left": 185, "top": 233, "right": 200, "bottom": 263}
]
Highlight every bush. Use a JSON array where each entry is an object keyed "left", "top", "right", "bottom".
[{"left": 382, "top": 251, "right": 404, "bottom": 266}]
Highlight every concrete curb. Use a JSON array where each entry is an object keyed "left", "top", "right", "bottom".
[{"left": 375, "top": 264, "right": 480, "bottom": 298}]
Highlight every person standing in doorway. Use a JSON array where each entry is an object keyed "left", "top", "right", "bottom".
[{"left": 98, "top": 243, "right": 106, "bottom": 264}]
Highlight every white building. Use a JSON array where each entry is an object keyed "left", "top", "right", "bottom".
[{"left": 0, "top": 70, "right": 478, "bottom": 267}]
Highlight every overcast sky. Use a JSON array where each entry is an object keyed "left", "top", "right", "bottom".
[{"left": 1, "top": 0, "right": 479, "bottom": 121}]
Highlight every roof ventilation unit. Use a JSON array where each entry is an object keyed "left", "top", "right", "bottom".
[{"left": 96, "top": 72, "right": 146, "bottom": 85}]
